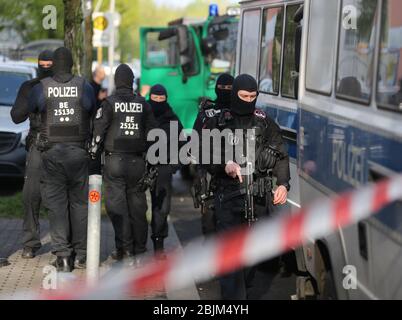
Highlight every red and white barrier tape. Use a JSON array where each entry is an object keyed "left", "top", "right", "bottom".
[{"left": 10, "top": 175, "right": 402, "bottom": 299}]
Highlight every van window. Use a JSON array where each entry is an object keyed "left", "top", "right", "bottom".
[
  {"left": 377, "top": 0, "right": 402, "bottom": 112},
  {"left": 259, "top": 7, "right": 284, "bottom": 95},
  {"left": 305, "top": 0, "right": 339, "bottom": 95},
  {"left": 336, "top": 0, "right": 379, "bottom": 103},
  {"left": 282, "top": 4, "right": 303, "bottom": 99},
  {"left": 239, "top": 10, "right": 261, "bottom": 78}
]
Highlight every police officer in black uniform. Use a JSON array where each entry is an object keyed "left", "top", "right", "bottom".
[
  {"left": 11, "top": 50, "right": 53, "bottom": 259},
  {"left": 192, "top": 73, "right": 234, "bottom": 235},
  {"left": 29, "top": 47, "right": 95, "bottom": 272},
  {"left": 147, "top": 84, "right": 183, "bottom": 257},
  {"left": 203, "top": 74, "right": 290, "bottom": 300},
  {"left": 91, "top": 64, "right": 156, "bottom": 262}
]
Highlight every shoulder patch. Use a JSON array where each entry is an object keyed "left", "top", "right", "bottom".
[{"left": 254, "top": 109, "right": 266, "bottom": 119}]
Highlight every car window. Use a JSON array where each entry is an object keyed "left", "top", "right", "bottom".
[{"left": 0, "top": 71, "right": 30, "bottom": 106}]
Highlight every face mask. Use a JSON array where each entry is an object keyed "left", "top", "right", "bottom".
[
  {"left": 38, "top": 66, "right": 53, "bottom": 79},
  {"left": 215, "top": 73, "right": 234, "bottom": 107},
  {"left": 230, "top": 74, "right": 259, "bottom": 116},
  {"left": 37, "top": 49, "right": 53, "bottom": 80},
  {"left": 149, "top": 84, "right": 169, "bottom": 117},
  {"left": 149, "top": 100, "right": 169, "bottom": 117}
]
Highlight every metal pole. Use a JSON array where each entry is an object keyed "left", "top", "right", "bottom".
[
  {"left": 108, "top": 0, "right": 115, "bottom": 95},
  {"left": 97, "top": 46, "right": 103, "bottom": 64},
  {"left": 86, "top": 174, "right": 102, "bottom": 286}
]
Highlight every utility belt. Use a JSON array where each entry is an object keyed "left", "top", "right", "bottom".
[
  {"left": 216, "top": 176, "right": 273, "bottom": 203},
  {"left": 36, "top": 136, "right": 87, "bottom": 152}
]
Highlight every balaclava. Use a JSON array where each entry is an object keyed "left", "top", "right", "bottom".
[
  {"left": 37, "top": 50, "right": 53, "bottom": 79},
  {"left": 230, "top": 74, "right": 259, "bottom": 116},
  {"left": 215, "top": 73, "right": 234, "bottom": 107},
  {"left": 115, "top": 64, "right": 134, "bottom": 91},
  {"left": 52, "top": 47, "right": 74, "bottom": 83},
  {"left": 149, "top": 84, "right": 169, "bottom": 118}
]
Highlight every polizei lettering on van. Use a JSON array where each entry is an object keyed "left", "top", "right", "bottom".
[
  {"left": 114, "top": 102, "right": 143, "bottom": 113},
  {"left": 47, "top": 87, "right": 78, "bottom": 98}
]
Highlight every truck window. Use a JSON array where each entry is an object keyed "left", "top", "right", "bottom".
[
  {"left": 306, "top": 0, "right": 339, "bottom": 95},
  {"left": 239, "top": 10, "right": 261, "bottom": 78},
  {"left": 336, "top": 0, "right": 379, "bottom": 104},
  {"left": 145, "top": 31, "right": 179, "bottom": 67},
  {"left": 258, "top": 7, "right": 283, "bottom": 95},
  {"left": 377, "top": 0, "right": 402, "bottom": 112},
  {"left": 282, "top": 4, "right": 303, "bottom": 99}
]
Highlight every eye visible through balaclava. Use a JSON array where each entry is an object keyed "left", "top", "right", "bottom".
[
  {"left": 37, "top": 50, "right": 53, "bottom": 80},
  {"left": 230, "top": 74, "right": 259, "bottom": 116},
  {"left": 215, "top": 73, "right": 234, "bottom": 107},
  {"left": 149, "top": 84, "right": 169, "bottom": 117}
]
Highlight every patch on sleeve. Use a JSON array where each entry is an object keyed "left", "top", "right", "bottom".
[
  {"left": 96, "top": 107, "right": 103, "bottom": 119},
  {"left": 254, "top": 109, "right": 266, "bottom": 119}
]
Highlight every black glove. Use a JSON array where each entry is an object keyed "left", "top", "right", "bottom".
[
  {"left": 88, "top": 136, "right": 102, "bottom": 160},
  {"left": 137, "top": 164, "right": 158, "bottom": 192},
  {"left": 256, "top": 144, "right": 281, "bottom": 173}
]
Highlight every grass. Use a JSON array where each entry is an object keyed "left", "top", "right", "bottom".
[
  {"left": 0, "top": 189, "right": 152, "bottom": 220},
  {"left": 0, "top": 192, "right": 24, "bottom": 218}
]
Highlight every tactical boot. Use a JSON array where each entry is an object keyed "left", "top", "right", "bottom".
[
  {"left": 52, "top": 256, "right": 72, "bottom": 273},
  {"left": 21, "top": 247, "right": 39, "bottom": 259},
  {"left": 74, "top": 257, "right": 86, "bottom": 269}
]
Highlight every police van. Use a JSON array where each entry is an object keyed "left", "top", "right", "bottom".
[{"left": 237, "top": 0, "right": 402, "bottom": 299}]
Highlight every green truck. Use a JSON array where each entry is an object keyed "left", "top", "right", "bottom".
[{"left": 139, "top": 5, "right": 239, "bottom": 130}]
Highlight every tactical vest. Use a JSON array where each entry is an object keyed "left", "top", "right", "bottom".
[
  {"left": 104, "top": 95, "right": 147, "bottom": 153},
  {"left": 40, "top": 76, "right": 89, "bottom": 143}
]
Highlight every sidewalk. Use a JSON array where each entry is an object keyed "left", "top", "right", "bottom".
[{"left": 0, "top": 218, "right": 199, "bottom": 300}]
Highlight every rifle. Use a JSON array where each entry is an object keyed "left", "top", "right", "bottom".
[{"left": 244, "top": 129, "right": 257, "bottom": 226}]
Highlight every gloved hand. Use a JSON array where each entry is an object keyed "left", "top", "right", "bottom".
[{"left": 88, "top": 136, "right": 102, "bottom": 160}]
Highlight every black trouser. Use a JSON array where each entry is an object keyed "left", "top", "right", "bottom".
[
  {"left": 22, "top": 144, "right": 42, "bottom": 250},
  {"left": 214, "top": 184, "right": 271, "bottom": 300},
  {"left": 104, "top": 153, "right": 148, "bottom": 255},
  {"left": 41, "top": 144, "right": 89, "bottom": 259},
  {"left": 150, "top": 165, "right": 173, "bottom": 240}
]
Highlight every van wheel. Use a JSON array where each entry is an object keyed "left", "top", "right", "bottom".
[{"left": 315, "top": 246, "right": 337, "bottom": 300}]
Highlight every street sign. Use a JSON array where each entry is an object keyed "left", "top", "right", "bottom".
[{"left": 92, "top": 11, "right": 120, "bottom": 47}]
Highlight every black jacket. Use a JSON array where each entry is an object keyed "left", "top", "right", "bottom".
[
  {"left": 10, "top": 78, "right": 41, "bottom": 149},
  {"left": 202, "top": 109, "right": 290, "bottom": 189}
]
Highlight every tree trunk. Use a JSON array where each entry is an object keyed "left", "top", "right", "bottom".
[
  {"left": 63, "top": 0, "right": 84, "bottom": 76},
  {"left": 83, "top": 1, "right": 94, "bottom": 80}
]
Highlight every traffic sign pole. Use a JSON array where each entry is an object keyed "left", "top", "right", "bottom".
[{"left": 108, "top": 0, "right": 115, "bottom": 95}]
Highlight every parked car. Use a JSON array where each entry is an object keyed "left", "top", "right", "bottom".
[{"left": 0, "top": 62, "right": 36, "bottom": 178}]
